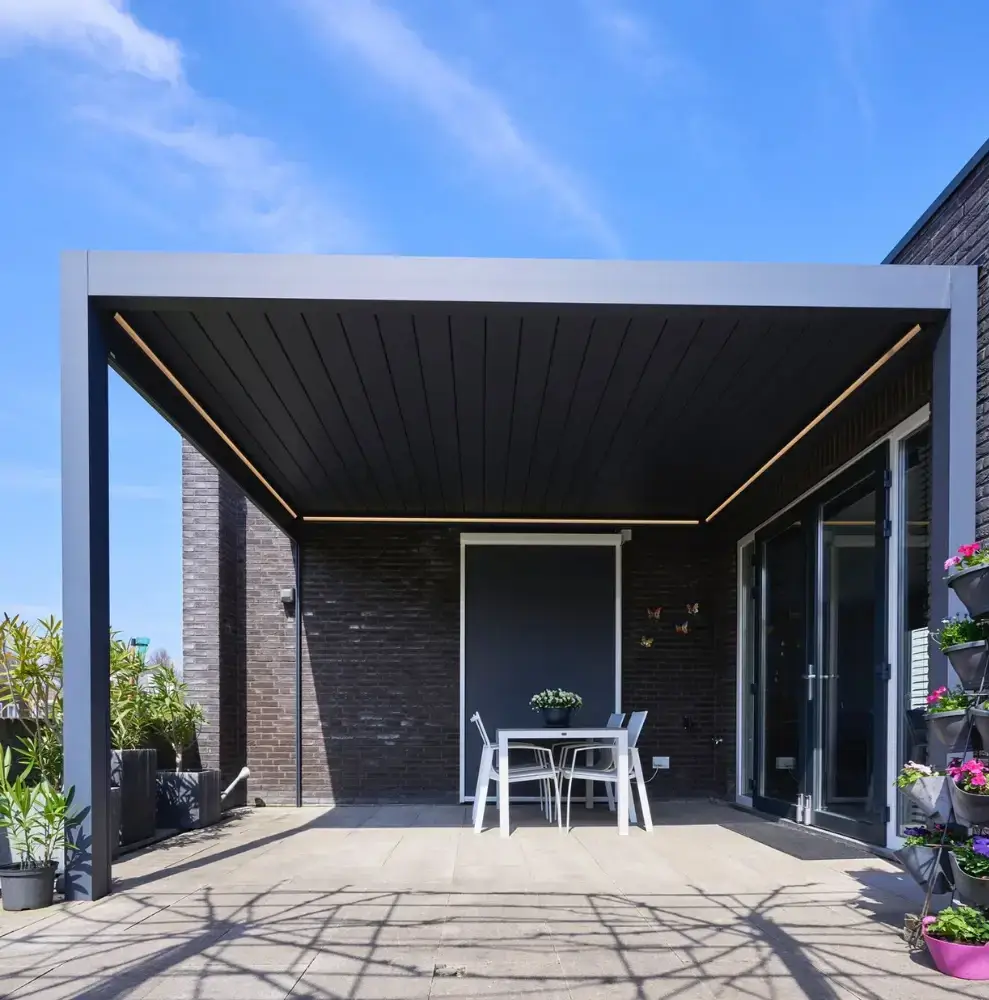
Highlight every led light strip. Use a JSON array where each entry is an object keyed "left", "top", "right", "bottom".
[
  {"left": 705, "top": 323, "right": 923, "bottom": 522},
  {"left": 302, "top": 515, "right": 699, "bottom": 525},
  {"left": 113, "top": 312, "right": 298, "bottom": 520}
]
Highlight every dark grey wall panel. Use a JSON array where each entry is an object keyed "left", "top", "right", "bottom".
[{"left": 462, "top": 544, "right": 617, "bottom": 798}]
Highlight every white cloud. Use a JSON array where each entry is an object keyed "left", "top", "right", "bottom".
[
  {"left": 292, "top": 0, "right": 621, "bottom": 255},
  {"left": 0, "top": 0, "right": 363, "bottom": 251},
  {"left": 0, "top": 0, "right": 182, "bottom": 82},
  {"left": 580, "top": 0, "right": 673, "bottom": 80}
]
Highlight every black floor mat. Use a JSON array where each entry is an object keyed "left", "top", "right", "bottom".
[{"left": 720, "top": 818, "right": 875, "bottom": 861}]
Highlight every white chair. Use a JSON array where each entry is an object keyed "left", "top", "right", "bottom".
[
  {"left": 561, "top": 710, "right": 651, "bottom": 831},
  {"left": 553, "top": 712, "right": 626, "bottom": 811},
  {"left": 470, "top": 711, "right": 562, "bottom": 833}
]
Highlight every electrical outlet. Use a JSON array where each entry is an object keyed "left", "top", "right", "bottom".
[
  {"left": 776, "top": 756, "right": 796, "bottom": 770},
  {"left": 652, "top": 756, "right": 670, "bottom": 769}
]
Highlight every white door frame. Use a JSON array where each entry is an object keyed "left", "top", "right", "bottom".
[{"left": 459, "top": 532, "right": 624, "bottom": 802}]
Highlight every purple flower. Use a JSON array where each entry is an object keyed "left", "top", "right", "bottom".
[
  {"left": 903, "top": 826, "right": 929, "bottom": 838},
  {"left": 973, "top": 837, "right": 989, "bottom": 857}
]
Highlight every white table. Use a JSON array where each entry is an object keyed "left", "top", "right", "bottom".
[{"left": 496, "top": 727, "right": 652, "bottom": 838}]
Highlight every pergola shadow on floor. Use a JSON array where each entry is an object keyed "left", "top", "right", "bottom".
[{"left": 0, "top": 803, "right": 968, "bottom": 999}]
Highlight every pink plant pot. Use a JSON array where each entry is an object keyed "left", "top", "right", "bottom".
[{"left": 923, "top": 918, "right": 989, "bottom": 980}]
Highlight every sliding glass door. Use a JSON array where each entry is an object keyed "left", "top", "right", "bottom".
[{"left": 753, "top": 448, "right": 890, "bottom": 844}]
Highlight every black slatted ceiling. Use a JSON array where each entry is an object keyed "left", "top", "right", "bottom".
[{"left": 109, "top": 301, "right": 938, "bottom": 521}]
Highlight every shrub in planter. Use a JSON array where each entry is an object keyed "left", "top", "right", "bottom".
[
  {"left": 950, "top": 838, "right": 989, "bottom": 908},
  {"left": 925, "top": 687, "right": 972, "bottom": 750},
  {"left": 0, "top": 748, "right": 76, "bottom": 911},
  {"left": 896, "top": 762, "right": 951, "bottom": 822},
  {"left": 948, "top": 758, "right": 989, "bottom": 826},
  {"left": 934, "top": 615, "right": 989, "bottom": 692},
  {"left": 529, "top": 688, "right": 583, "bottom": 727},
  {"left": 149, "top": 659, "right": 219, "bottom": 832},
  {"left": 924, "top": 906, "right": 989, "bottom": 980}
]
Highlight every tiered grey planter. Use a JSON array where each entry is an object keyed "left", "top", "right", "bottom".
[
  {"left": 971, "top": 707, "right": 989, "bottom": 751},
  {"left": 156, "top": 769, "right": 221, "bottom": 832},
  {"left": 896, "top": 844, "right": 953, "bottom": 894},
  {"left": 948, "top": 779, "right": 989, "bottom": 827},
  {"left": 948, "top": 564, "right": 989, "bottom": 620},
  {"left": 950, "top": 853, "right": 989, "bottom": 907},
  {"left": 904, "top": 775, "right": 952, "bottom": 823},
  {"left": 111, "top": 749, "right": 157, "bottom": 845},
  {"left": 926, "top": 709, "right": 970, "bottom": 751},
  {"left": 945, "top": 641, "right": 989, "bottom": 692}
]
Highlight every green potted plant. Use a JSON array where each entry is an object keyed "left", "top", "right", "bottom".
[
  {"left": 895, "top": 825, "right": 957, "bottom": 893},
  {"left": 925, "top": 687, "right": 972, "bottom": 751},
  {"left": 934, "top": 615, "right": 989, "bottom": 692},
  {"left": 946, "top": 543, "right": 989, "bottom": 620},
  {"left": 149, "top": 658, "right": 219, "bottom": 831},
  {"left": 947, "top": 758, "right": 989, "bottom": 826},
  {"left": 950, "top": 836, "right": 989, "bottom": 909},
  {"left": 529, "top": 688, "right": 583, "bottom": 727},
  {"left": 0, "top": 748, "right": 76, "bottom": 911},
  {"left": 924, "top": 905, "right": 989, "bottom": 980},
  {"left": 896, "top": 762, "right": 951, "bottom": 822},
  {"left": 109, "top": 636, "right": 157, "bottom": 847}
]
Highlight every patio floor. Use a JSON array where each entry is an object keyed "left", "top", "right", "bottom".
[{"left": 0, "top": 801, "right": 981, "bottom": 1000}]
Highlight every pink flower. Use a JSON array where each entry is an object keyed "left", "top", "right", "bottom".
[
  {"left": 964, "top": 759, "right": 986, "bottom": 773},
  {"left": 971, "top": 772, "right": 987, "bottom": 787},
  {"left": 948, "top": 765, "right": 963, "bottom": 779},
  {"left": 959, "top": 543, "right": 982, "bottom": 558},
  {"left": 945, "top": 556, "right": 962, "bottom": 570}
]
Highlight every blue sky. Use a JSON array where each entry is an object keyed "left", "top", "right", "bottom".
[{"left": 0, "top": 0, "right": 986, "bottom": 662}]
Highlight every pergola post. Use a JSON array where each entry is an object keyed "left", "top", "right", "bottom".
[
  {"left": 929, "top": 266, "right": 978, "bottom": 694},
  {"left": 60, "top": 252, "right": 111, "bottom": 901}
]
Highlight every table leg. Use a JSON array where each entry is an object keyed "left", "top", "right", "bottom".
[
  {"left": 616, "top": 737, "right": 629, "bottom": 835},
  {"left": 585, "top": 748, "right": 594, "bottom": 809},
  {"left": 632, "top": 747, "right": 653, "bottom": 832},
  {"left": 498, "top": 732, "right": 510, "bottom": 838}
]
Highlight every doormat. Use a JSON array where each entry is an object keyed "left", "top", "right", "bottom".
[{"left": 720, "top": 819, "right": 874, "bottom": 861}]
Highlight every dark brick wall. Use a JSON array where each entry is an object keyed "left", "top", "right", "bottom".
[{"left": 888, "top": 149, "right": 989, "bottom": 538}]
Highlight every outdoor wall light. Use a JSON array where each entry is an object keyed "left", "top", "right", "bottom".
[{"left": 280, "top": 587, "right": 296, "bottom": 605}]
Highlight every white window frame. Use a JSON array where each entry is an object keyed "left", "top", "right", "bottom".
[
  {"left": 459, "top": 532, "right": 623, "bottom": 802},
  {"left": 735, "top": 405, "right": 930, "bottom": 850}
]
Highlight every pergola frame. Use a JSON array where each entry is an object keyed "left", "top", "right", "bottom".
[{"left": 60, "top": 252, "right": 977, "bottom": 899}]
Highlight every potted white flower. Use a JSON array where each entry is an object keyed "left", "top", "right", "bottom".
[
  {"left": 896, "top": 762, "right": 951, "bottom": 822},
  {"left": 529, "top": 689, "right": 583, "bottom": 727}
]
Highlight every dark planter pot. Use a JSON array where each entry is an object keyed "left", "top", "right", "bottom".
[
  {"left": 156, "top": 769, "right": 221, "bottom": 831},
  {"left": 971, "top": 708, "right": 989, "bottom": 753},
  {"left": 951, "top": 853, "right": 989, "bottom": 907},
  {"left": 0, "top": 862, "right": 57, "bottom": 911},
  {"left": 112, "top": 748, "right": 157, "bottom": 845},
  {"left": 948, "top": 564, "right": 989, "bottom": 620},
  {"left": 895, "top": 844, "right": 953, "bottom": 893},
  {"left": 949, "top": 779, "right": 989, "bottom": 827},
  {"left": 542, "top": 707, "right": 572, "bottom": 727},
  {"left": 903, "top": 775, "right": 952, "bottom": 823},
  {"left": 109, "top": 785, "right": 122, "bottom": 860},
  {"left": 926, "top": 709, "right": 971, "bottom": 752},
  {"left": 945, "top": 641, "right": 989, "bottom": 693}
]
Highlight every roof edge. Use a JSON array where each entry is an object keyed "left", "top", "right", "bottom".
[{"left": 883, "top": 137, "right": 989, "bottom": 264}]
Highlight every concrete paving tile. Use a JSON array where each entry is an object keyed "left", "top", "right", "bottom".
[{"left": 142, "top": 970, "right": 301, "bottom": 999}]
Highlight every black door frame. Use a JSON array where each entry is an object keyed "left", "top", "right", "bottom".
[{"left": 751, "top": 447, "right": 890, "bottom": 843}]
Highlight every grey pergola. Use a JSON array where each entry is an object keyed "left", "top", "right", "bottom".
[{"left": 61, "top": 252, "right": 977, "bottom": 899}]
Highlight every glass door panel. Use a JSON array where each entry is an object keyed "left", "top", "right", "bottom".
[
  {"left": 755, "top": 519, "right": 809, "bottom": 818},
  {"left": 814, "top": 454, "right": 888, "bottom": 844}
]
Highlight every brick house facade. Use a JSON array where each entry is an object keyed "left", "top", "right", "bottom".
[{"left": 180, "top": 143, "right": 988, "bottom": 810}]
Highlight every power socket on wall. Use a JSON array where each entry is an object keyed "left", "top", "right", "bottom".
[{"left": 652, "top": 756, "right": 670, "bottom": 769}]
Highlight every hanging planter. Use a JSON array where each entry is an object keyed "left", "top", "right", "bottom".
[
  {"left": 951, "top": 853, "right": 989, "bottom": 908},
  {"left": 945, "top": 642, "right": 989, "bottom": 692},
  {"left": 900, "top": 772, "right": 952, "bottom": 823},
  {"left": 926, "top": 709, "right": 971, "bottom": 751},
  {"left": 896, "top": 844, "right": 953, "bottom": 894},
  {"left": 949, "top": 774, "right": 989, "bottom": 826},
  {"left": 945, "top": 544, "right": 989, "bottom": 619}
]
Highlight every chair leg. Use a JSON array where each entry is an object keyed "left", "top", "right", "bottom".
[
  {"left": 605, "top": 783, "right": 616, "bottom": 813},
  {"left": 565, "top": 773, "right": 574, "bottom": 832},
  {"left": 553, "top": 773, "right": 563, "bottom": 830},
  {"left": 474, "top": 749, "right": 492, "bottom": 834}
]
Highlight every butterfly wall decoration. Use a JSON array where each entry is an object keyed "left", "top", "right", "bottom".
[
  {"left": 686, "top": 603, "right": 699, "bottom": 615},
  {"left": 639, "top": 635, "right": 654, "bottom": 648},
  {"left": 675, "top": 622, "right": 691, "bottom": 635},
  {"left": 646, "top": 607, "right": 663, "bottom": 620}
]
